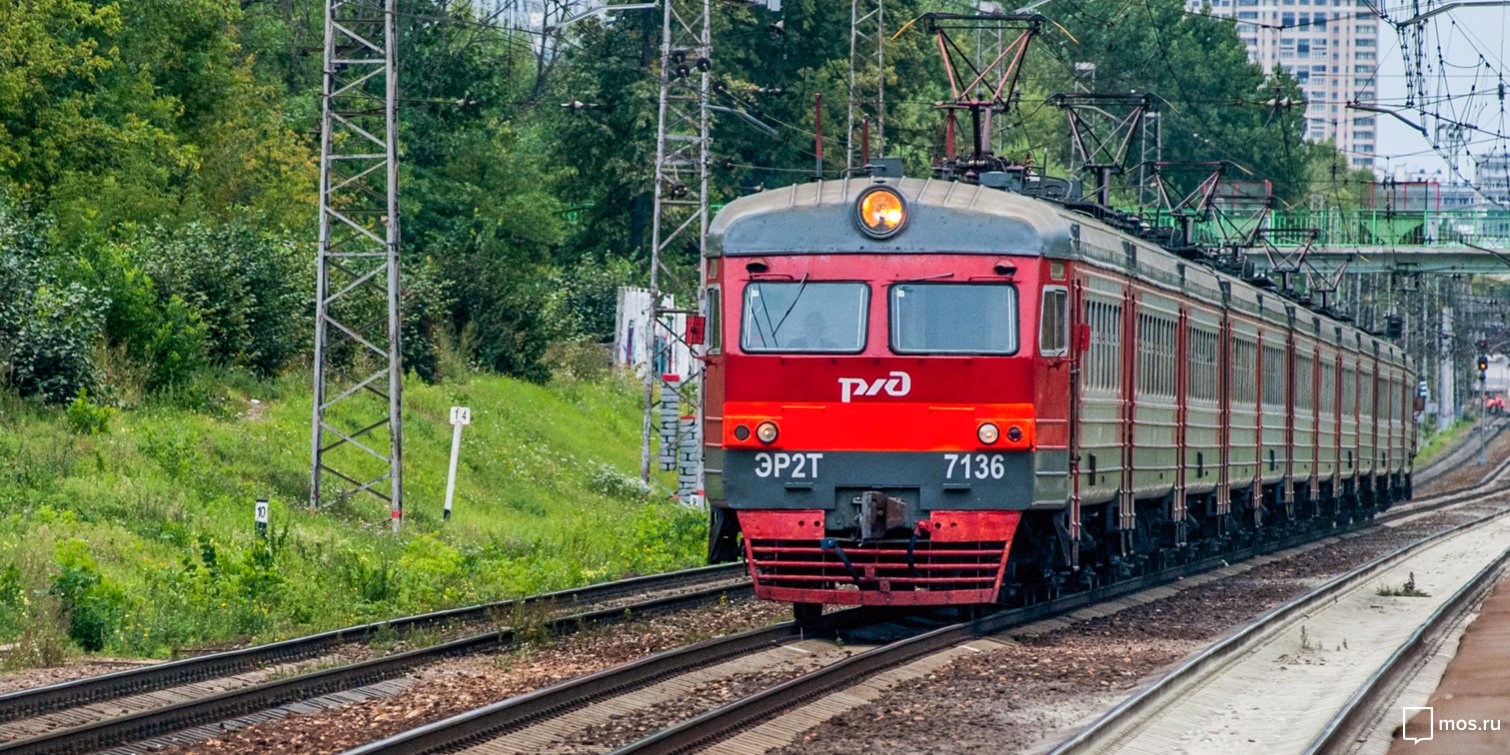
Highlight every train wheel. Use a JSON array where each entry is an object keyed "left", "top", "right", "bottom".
[
  {"left": 706, "top": 508, "right": 742, "bottom": 564},
  {"left": 793, "top": 602, "right": 823, "bottom": 627}
]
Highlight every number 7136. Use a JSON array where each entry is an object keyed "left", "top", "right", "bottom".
[{"left": 943, "top": 453, "right": 1006, "bottom": 480}]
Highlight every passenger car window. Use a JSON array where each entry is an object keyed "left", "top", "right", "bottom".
[
  {"left": 1040, "top": 287, "right": 1068, "bottom": 356},
  {"left": 890, "top": 283, "right": 1018, "bottom": 354},
  {"left": 741, "top": 281, "right": 868, "bottom": 353}
]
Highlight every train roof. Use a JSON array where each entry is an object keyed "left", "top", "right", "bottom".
[{"left": 707, "top": 177, "right": 1073, "bottom": 258}]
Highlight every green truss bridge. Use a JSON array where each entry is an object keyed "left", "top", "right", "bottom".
[{"left": 1143, "top": 207, "right": 1510, "bottom": 275}]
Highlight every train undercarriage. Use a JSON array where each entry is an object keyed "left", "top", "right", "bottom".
[
  {"left": 1006, "top": 471, "right": 1413, "bottom": 604},
  {"left": 711, "top": 470, "right": 1414, "bottom": 616}
]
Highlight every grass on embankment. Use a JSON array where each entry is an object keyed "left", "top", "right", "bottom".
[
  {"left": 0, "top": 370, "right": 701, "bottom": 665},
  {"left": 1414, "top": 416, "right": 1478, "bottom": 468}
]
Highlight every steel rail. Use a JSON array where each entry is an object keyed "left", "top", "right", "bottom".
[
  {"left": 1048, "top": 506, "right": 1510, "bottom": 754},
  {"left": 14, "top": 455, "right": 1495, "bottom": 754},
  {"left": 339, "top": 624, "right": 799, "bottom": 755},
  {"left": 0, "top": 581, "right": 751, "bottom": 754},
  {"left": 607, "top": 476, "right": 1510, "bottom": 755},
  {"left": 0, "top": 562, "right": 744, "bottom": 724},
  {"left": 1304, "top": 545, "right": 1510, "bottom": 753},
  {"left": 341, "top": 607, "right": 941, "bottom": 755}
]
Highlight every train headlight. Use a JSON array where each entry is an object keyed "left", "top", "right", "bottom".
[
  {"left": 1007, "top": 426, "right": 1024, "bottom": 443},
  {"left": 854, "top": 186, "right": 908, "bottom": 239},
  {"left": 733, "top": 425, "right": 751, "bottom": 441},
  {"left": 756, "top": 422, "right": 779, "bottom": 444},
  {"left": 977, "top": 423, "right": 1000, "bottom": 445}
]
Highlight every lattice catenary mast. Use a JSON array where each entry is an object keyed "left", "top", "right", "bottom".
[
  {"left": 847, "top": 0, "right": 884, "bottom": 171},
  {"left": 641, "top": 0, "right": 712, "bottom": 492},
  {"left": 310, "top": 0, "right": 404, "bottom": 528}
]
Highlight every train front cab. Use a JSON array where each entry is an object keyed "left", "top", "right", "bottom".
[
  {"left": 701, "top": 179, "right": 1074, "bottom": 608},
  {"left": 708, "top": 255, "right": 1056, "bottom": 607}
]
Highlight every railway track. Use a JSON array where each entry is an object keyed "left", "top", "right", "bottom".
[
  {"left": 1048, "top": 497, "right": 1510, "bottom": 754},
  {"left": 5, "top": 454, "right": 1502, "bottom": 754},
  {"left": 338, "top": 462, "right": 1510, "bottom": 755},
  {"left": 0, "top": 563, "right": 749, "bottom": 754}
]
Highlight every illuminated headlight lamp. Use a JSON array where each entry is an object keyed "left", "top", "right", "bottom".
[
  {"left": 977, "top": 423, "right": 1000, "bottom": 445},
  {"left": 854, "top": 186, "right": 908, "bottom": 239},
  {"left": 756, "top": 422, "right": 779, "bottom": 444}
]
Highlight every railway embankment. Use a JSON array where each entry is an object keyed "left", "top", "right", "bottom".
[{"left": 0, "top": 371, "right": 700, "bottom": 673}]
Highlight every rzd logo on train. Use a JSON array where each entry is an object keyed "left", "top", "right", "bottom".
[{"left": 838, "top": 371, "right": 911, "bottom": 402}]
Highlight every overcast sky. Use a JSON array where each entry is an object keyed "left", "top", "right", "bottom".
[{"left": 1374, "top": 6, "right": 1509, "bottom": 181}]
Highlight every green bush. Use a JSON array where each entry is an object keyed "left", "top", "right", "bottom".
[
  {"left": 9, "top": 283, "right": 105, "bottom": 404},
  {"left": 625, "top": 504, "right": 705, "bottom": 574},
  {"left": 74, "top": 243, "right": 205, "bottom": 391},
  {"left": 142, "top": 296, "right": 208, "bottom": 391},
  {"left": 397, "top": 535, "right": 467, "bottom": 611},
  {"left": 1, "top": 200, "right": 106, "bottom": 403},
  {"left": 51, "top": 540, "right": 129, "bottom": 652},
  {"left": 550, "top": 255, "right": 636, "bottom": 342},
  {"left": 439, "top": 238, "right": 554, "bottom": 383},
  {"left": 65, "top": 390, "right": 114, "bottom": 435},
  {"left": 586, "top": 461, "right": 651, "bottom": 501},
  {"left": 401, "top": 258, "right": 453, "bottom": 383},
  {"left": 544, "top": 340, "right": 611, "bottom": 382},
  {"left": 135, "top": 222, "right": 309, "bottom": 377},
  {"left": 0, "top": 564, "right": 24, "bottom": 639},
  {"left": 335, "top": 549, "right": 399, "bottom": 605}
]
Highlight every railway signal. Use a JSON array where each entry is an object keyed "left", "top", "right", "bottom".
[{"left": 1479, "top": 356, "right": 1489, "bottom": 466}]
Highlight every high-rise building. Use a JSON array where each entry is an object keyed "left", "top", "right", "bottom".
[{"left": 1189, "top": 0, "right": 1379, "bottom": 169}]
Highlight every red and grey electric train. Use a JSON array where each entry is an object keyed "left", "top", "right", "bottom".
[{"left": 701, "top": 175, "right": 1416, "bottom": 617}]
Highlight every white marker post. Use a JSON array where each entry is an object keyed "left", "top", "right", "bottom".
[
  {"left": 255, "top": 498, "right": 269, "bottom": 540},
  {"left": 444, "top": 406, "right": 471, "bottom": 520}
]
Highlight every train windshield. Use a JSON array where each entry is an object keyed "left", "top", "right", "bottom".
[
  {"left": 741, "top": 281, "right": 868, "bottom": 353},
  {"left": 890, "top": 283, "right": 1018, "bottom": 354}
]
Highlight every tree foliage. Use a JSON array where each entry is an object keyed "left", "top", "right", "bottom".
[{"left": 0, "top": 0, "right": 1364, "bottom": 402}]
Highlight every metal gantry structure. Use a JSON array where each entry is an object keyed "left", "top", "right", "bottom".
[
  {"left": 1050, "top": 92, "right": 1155, "bottom": 208},
  {"left": 310, "top": 0, "right": 404, "bottom": 527},
  {"left": 641, "top": 0, "right": 713, "bottom": 492},
  {"left": 847, "top": 0, "right": 884, "bottom": 171}
]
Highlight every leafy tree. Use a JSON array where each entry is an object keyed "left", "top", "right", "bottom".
[
  {"left": 397, "top": 4, "right": 569, "bottom": 379},
  {"left": 0, "top": 0, "right": 1372, "bottom": 402},
  {"left": 134, "top": 222, "right": 309, "bottom": 377},
  {"left": 1031, "top": 0, "right": 1319, "bottom": 202}
]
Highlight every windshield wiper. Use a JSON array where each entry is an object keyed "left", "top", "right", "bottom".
[
  {"left": 770, "top": 273, "right": 810, "bottom": 338},
  {"left": 898, "top": 272, "right": 955, "bottom": 282}
]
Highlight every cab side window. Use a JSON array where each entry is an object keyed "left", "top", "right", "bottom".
[
  {"left": 1040, "top": 287, "right": 1068, "bottom": 357},
  {"left": 705, "top": 286, "right": 721, "bottom": 353}
]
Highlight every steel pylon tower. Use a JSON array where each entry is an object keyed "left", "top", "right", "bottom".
[
  {"left": 1138, "top": 110, "right": 1162, "bottom": 210},
  {"left": 640, "top": 0, "right": 711, "bottom": 484},
  {"left": 847, "top": 0, "right": 884, "bottom": 171},
  {"left": 311, "top": 0, "right": 403, "bottom": 527}
]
